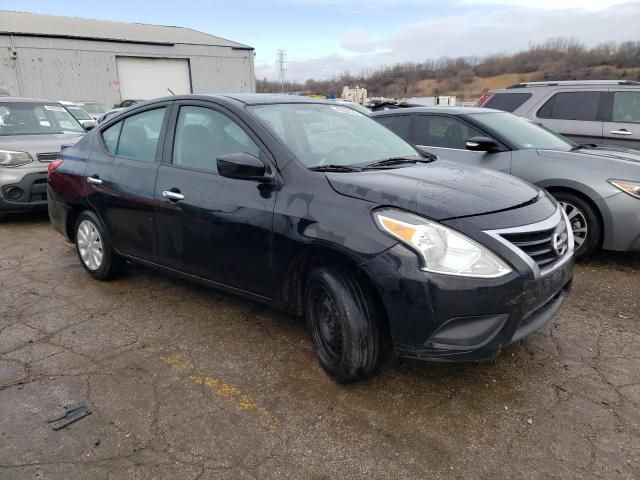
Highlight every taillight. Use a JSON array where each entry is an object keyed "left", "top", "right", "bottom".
[
  {"left": 477, "top": 92, "right": 493, "bottom": 107},
  {"left": 48, "top": 159, "right": 63, "bottom": 175}
]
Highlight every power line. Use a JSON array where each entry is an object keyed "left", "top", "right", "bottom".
[{"left": 276, "top": 49, "right": 287, "bottom": 93}]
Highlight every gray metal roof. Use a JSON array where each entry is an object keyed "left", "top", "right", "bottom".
[{"left": 0, "top": 10, "right": 252, "bottom": 49}]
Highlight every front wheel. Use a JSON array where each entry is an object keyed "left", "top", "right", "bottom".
[
  {"left": 554, "top": 192, "right": 602, "bottom": 259},
  {"left": 74, "top": 211, "right": 124, "bottom": 280},
  {"left": 305, "top": 266, "right": 380, "bottom": 383}
]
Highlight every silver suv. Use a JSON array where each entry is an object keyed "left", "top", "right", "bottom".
[
  {"left": 479, "top": 80, "right": 640, "bottom": 150},
  {"left": 0, "top": 97, "right": 84, "bottom": 221}
]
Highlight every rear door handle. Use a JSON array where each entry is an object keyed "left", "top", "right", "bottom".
[
  {"left": 610, "top": 129, "right": 632, "bottom": 136},
  {"left": 162, "top": 190, "right": 185, "bottom": 201},
  {"left": 87, "top": 175, "right": 103, "bottom": 185}
]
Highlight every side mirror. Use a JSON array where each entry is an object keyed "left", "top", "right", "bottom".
[
  {"left": 81, "top": 119, "right": 96, "bottom": 131},
  {"left": 466, "top": 136, "right": 498, "bottom": 152},
  {"left": 217, "top": 152, "right": 268, "bottom": 181}
]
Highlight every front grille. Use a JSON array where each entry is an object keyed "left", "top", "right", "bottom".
[
  {"left": 37, "top": 152, "right": 58, "bottom": 162},
  {"left": 500, "top": 217, "right": 569, "bottom": 271}
]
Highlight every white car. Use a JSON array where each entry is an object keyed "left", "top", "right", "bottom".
[{"left": 58, "top": 101, "right": 96, "bottom": 130}]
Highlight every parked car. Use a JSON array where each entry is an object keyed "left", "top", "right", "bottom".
[
  {"left": 369, "top": 100, "right": 424, "bottom": 112},
  {"left": 477, "top": 80, "right": 640, "bottom": 150},
  {"left": 327, "top": 99, "right": 371, "bottom": 115},
  {"left": 48, "top": 94, "right": 573, "bottom": 382},
  {"left": 0, "top": 97, "right": 84, "bottom": 221},
  {"left": 373, "top": 107, "right": 640, "bottom": 258},
  {"left": 73, "top": 101, "right": 110, "bottom": 120},
  {"left": 114, "top": 99, "right": 143, "bottom": 109},
  {"left": 97, "top": 107, "right": 126, "bottom": 124},
  {"left": 58, "top": 101, "right": 96, "bottom": 130}
]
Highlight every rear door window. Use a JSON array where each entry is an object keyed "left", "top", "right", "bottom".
[
  {"left": 612, "top": 91, "right": 640, "bottom": 123},
  {"left": 484, "top": 93, "right": 532, "bottom": 112},
  {"left": 415, "top": 115, "right": 483, "bottom": 149},
  {"left": 116, "top": 108, "right": 166, "bottom": 161},
  {"left": 537, "top": 92, "right": 602, "bottom": 121},
  {"left": 376, "top": 115, "right": 413, "bottom": 142}
]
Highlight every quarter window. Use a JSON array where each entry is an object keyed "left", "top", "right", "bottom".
[
  {"left": 172, "top": 106, "right": 260, "bottom": 173},
  {"left": 415, "top": 116, "right": 483, "bottom": 149},
  {"left": 612, "top": 92, "right": 640, "bottom": 123},
  {"left": 483, "top": 93, "right": 532, "bottom": 112},
  {"left": 115, "top": 108, "right": 166, "bottom": 161},
  {"left": 537, "top": 92, "right": 602, "bottom": 121},
  {"left": 376, "top": 115, "right": 413, "bottom": 142},
  {"left": 102, "top": 121, "right": 122, "bottom": 154}
]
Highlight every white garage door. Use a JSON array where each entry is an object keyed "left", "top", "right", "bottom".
[{"left": 116, "top": 57, "right": 191, "bottom": 100}]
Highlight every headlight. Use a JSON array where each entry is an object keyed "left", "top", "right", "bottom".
[
  {"left": 373, "top": 209, "right": 512, "bottom": 278},
  {"left": 608, "top": 179, "right": 640, "bottom": 199},
  {"left": 0, "top": 150, "right": 33, "bottom": 167}
]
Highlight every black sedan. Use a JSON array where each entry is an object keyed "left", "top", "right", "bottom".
[{"left": 48, "top": 95, "right": 573, "bottom": 382}]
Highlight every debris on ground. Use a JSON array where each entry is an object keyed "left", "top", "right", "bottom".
[{"left": 47, "top": 402, "right": 92, "bottom": 431}]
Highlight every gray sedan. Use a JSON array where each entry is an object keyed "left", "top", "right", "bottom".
[{"left": 373, "top": 107, "right": 640, "bottom": 257}]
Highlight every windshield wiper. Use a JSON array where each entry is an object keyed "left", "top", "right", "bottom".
[
  {"left": 364, "top": 155, "right": 435, "bottom": 169},
  {"left": 570, "top": 143, "right": 597, "bottom": 151},
  {"left": 308, "top": 164, "right": 362, "bottom": 172}
]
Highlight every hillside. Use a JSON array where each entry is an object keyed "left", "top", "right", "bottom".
[{"left": 257, "top": 38, "right": 640, "bottom": 101}]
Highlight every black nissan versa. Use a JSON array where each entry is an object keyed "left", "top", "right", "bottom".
[{"left": 48, "top": 94, "right": 574, "bottom": 382}]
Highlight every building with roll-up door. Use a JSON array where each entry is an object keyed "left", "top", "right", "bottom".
[{"left": 0, "top": 10, "right": 255, "bottom": 105}]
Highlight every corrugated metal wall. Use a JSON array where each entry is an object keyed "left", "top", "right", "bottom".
[{"left": 0, "top": 35, "right": 255, "bottom": 103}]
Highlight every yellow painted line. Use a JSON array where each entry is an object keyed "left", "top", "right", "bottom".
[
  {"left": 160, "top": 354, "right": 194, "bottom": 372},
  {"left": 158, "top": 353, "right": 278, "bottom": 428}
]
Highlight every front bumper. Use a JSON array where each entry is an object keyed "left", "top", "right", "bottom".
[
  {"left": 362, "top": 243, "right": 573, "bottom": 362},
  {"left": 0, "top": 169, "right": 49, "bottom": 213},
  {"left": 597, "top": 192, "right": 640, "bottom": 251}
]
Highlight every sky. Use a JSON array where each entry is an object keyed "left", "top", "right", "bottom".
[{"left": 1, "top": 0, "right": 639, "bottom": 82}]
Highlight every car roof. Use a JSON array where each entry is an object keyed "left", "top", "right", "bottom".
[
  {"left": 371, "top": 106, "right": 501, "bottom": 116},
  {"left": 216, "top": 93, "right": 333, "bottom": 105},
  {"left": 0, "top": 96, "right": 61, "bottom": 104}
]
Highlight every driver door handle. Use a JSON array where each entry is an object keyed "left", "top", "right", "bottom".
[
  {"left": 86, "top": 175, "right": 103, "bottom": 185},
  {"left": 610, "top": 129, "right": 632, "bottom": 136},
  {"left": 162, "top": 190, "right": 185, "bottom": 201}
]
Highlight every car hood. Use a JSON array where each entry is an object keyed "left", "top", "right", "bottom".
[
  {"left": 0, "top": 133, "right": 84, "bottom": 156},
  {"left": 537, "top": 146, "right": 640, "bottom": 165},
  {"left": 325, "top": 161, "right": 541, "bottom": 221}
]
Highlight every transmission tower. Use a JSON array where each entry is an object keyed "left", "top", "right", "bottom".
[{"left": 276, "top": 49, "right": 287, "bottom": 93}]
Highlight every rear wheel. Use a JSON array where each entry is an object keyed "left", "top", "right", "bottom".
[
  {"left": 305, "top": 266, "right": 380, "bottom": 383},
  {"left": 554, "top": 192, "right": 602, "bottom": 259},
  {"left": 74, "top": 211, "right": 124, "bottom": 280}
]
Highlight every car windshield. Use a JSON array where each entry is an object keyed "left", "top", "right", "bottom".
[
  {"left": 79, "top": 103, "right": 109, "bottom": 114},
  {"left": 467, "top": 112, "right": 575, "bottom": 151},
  {"left": 0, "top": 102, "right": 85, "bottom": 135},
  {"left": 250, "top": 103, "right": 418, "bottom": 168},
  {"left": 65, "top": 105, "right": 93, "bottom": 121}
]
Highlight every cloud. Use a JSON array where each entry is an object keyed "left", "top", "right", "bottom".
[
  {"left": 461, "top": 0, "right": 632, "bottom": 10},
  {"left": 277, "top": 0, "right": 630, "bottom": 9},
  {"left": 255, "top": 1, "right": 640, "bottom": 81},
  {"left": 340, "top": 28, "right": 376, "bottom": 53}
]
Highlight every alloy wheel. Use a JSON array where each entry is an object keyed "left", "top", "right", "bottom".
[
  {"left": 559, "top": 201, "right": 588, "bottom": 250},
  {"left": 77, "top": 219, "right": 104, "bottom": 271}
]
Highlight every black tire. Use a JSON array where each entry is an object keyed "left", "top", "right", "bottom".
[
  {"left": 553, "top": 191, "right": 602, "bottom": 259},
  {"left": 304, "top": 266, "right": 380, "bottom": 383},
  {"left": 74, "top": 210, "right": 124, "bottom": 280}
]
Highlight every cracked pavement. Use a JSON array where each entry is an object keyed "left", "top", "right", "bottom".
[{"left": 1, "top": 214, "right": 639, "bottom": 479}]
